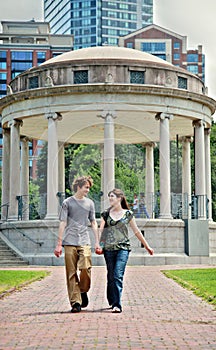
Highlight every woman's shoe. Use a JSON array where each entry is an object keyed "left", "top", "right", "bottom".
[{"left": 112, "top": 306, "right": 122, "bottom": 313}]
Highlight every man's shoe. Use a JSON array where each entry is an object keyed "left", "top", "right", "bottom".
[
  {"left": 81, "top": 292, "right": 89, "bottom": 308},
  {"left": 71, "top": 303, "right": 81, "bottom": 313}
]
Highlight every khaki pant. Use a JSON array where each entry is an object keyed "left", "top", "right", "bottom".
[{"left": 64, "top": 245, "right": 92, "bottom": 306}]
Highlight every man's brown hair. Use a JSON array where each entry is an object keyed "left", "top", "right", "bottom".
[{"left": 72, "top": 176, "right": 93, "bottom": 192}]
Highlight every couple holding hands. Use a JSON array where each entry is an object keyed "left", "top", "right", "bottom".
[{"left": 54, "top": 176, "right": 154, "bottom": 313}]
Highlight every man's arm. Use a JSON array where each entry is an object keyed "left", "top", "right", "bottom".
[
  {"left": 54, "top": 221, "right": 66, "bottom": 258},
  {"left": 91, "top": 219, "right": 100, "bottom": 250}
]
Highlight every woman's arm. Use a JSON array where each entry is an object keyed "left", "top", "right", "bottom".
[
  {"left": 98, "top": 217, "right": 105, "bottom": 241},
  {"left": 129, "top": 217, "right": 154, "bottom": 255}
]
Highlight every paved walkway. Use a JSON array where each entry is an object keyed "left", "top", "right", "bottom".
[{"left": 0, "top": 265, "right": 215, "bottom": 350}]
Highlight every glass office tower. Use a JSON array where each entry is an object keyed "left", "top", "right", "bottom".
[{"left": 44, "top": 0, "right": 153, "bottom": 49}]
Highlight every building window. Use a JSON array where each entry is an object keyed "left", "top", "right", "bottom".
[
  {"left": 0, "top": 51, "right": 7, "bottom": 71},
  {"left": 187, "top": 65, "right": 198, "bottom": 74},
  {"left": 178, "top": 77, "right": 187, "bottom": 90},
  {"left": 74, "top": 70, "right": 88, "bottom": 84},
  {"left": 141, "top": 42, "right": 165, "bottom": 53},
  {"left": 0, "top": 62, "right": 6, "bottom": 69},
  {"left": 0, "top": 73, "right": 7, "bottom": 96},
  {"left": 11, "top": 51, "right": 33, "bottom": 79},
  {"left": 126, "top": 42, "right": 133, "bottom": 48},
  {"left": 37, "top": 52, "right": 46, "bottom": 65},
  {"left": 155, "top": 54, "right": 166, "bottom": 60},
  {"left": 144, "top": 0, "right": 153, "bottom": 5},
  {"left": 187, "top": 54, "right": 198, "bottom": 63},
  {"left": 0, "top": 51, "right": 7, "bottom": 59},
  {"left": 174, "top": 53, "right": 180, "bottom": 60},
  {"left": 0, "top": 73, "right": 7, "bottom": 80},
  {"left": 174, "top": 42, "right": 180, "bottom": 49},
  {"left": 29, "top": 76, "right": 39, "bottom": 89},
  {"left": 130, "top": 71, "right": 144, "bottom": 84}
]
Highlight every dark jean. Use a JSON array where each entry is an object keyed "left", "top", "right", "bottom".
[{"left": 104, "top": 249, "right": 129, "bottom": 310}]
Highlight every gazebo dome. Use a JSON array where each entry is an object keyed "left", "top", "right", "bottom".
[{"left": 41, "top": 46, "right": 172, "bottom": 68}]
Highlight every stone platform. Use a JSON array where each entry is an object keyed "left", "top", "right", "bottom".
[{"left": 0, "top": 219, "right": 216, "bottom": 266}]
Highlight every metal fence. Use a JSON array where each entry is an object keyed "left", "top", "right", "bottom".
[{"left": 0, "top": 192, "right": 209, "bottom": 221}]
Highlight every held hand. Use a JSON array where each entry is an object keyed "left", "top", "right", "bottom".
[
  {"left": 54, "top": 244, "right": 62, "bottom": 258},
  {"left": 95, "top": 244, "right": 103, "bottom": 255}
]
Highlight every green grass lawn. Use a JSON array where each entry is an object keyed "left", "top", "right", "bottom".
[
  {"left": 0, "top": 270, "right": 50, "bottom": 295},
  {"left": 163, "top": 268, "right": 216, "bottom": 306}
]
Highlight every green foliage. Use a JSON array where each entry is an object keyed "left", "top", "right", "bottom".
[
  {"left": 210, "top": 122, "right": 216, "bottom": 220},
  {"left": 0, "top": 172, "right": 1, "bottom": 208},
  {"left": 64, "top": 144, "right": 81, "bottom": 193},
  {"left": 0, "top": 270, "right": 50, "bottom": 294},
  {"left": 163, "top": 268, "right": 216, "bottom": 306},
  {"left": 29, "top": 181, "right": 40, "bottom": 219},
  {"left": 170, "top": 139, "right": 182, "bottom": 193},
  {"left": 34, "top": 142, "right": 47, "bottom": 195},
  {"left": 67, "top": 143, "right": 148, "bottom": 206}
]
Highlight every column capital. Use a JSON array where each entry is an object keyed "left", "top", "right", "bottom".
[
  {"left": 2, "top": 127, "right": 10, "bottom": 135},
  {"left": 97, "top": 110, "right": 117, "bottom": 120},
  {"left": 142, "top": 142, "right": 157, "bottom": 148},
  {"left": 45, "top": 112, "right": 63, "bottom": 121},
  {"left": 180, "top": 136, "right": 193, "bottom": 143},
  {"left": 192, "top": 120, "right": 206, "bottom": 128},
  {"left": 204, "top": 128, "right": 211, "bottom": 136},
  {"left": 155, "top": 112, "right": 174, "bottom": 121},
  {"left": 8, "top": 119, "right": 23, "bottom": 128},
  {"left": 20, "top": 136, "right": 30, "bottom": 143}
]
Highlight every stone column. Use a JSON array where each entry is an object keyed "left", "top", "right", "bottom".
[
  {"left": 1, "top": 128, "right": 10, "bottom": 220},
  {"left": 99, "top": 143, "right": 105, "bottom": 211},
  {"left": 155, "top": 112, "right": 173, "bottom": 219},
  {"left": 45, "top": 112, "right": 62, "bottom": 220},
  {"left": 57, "top": 141, "right": 65, "bottom": 211},
  {"left": 98, "top": 112, "right": 116, "bottom": 208},
  {"left": 20, "top": 137, "right": 30, "bottom": 220},
  {"left": 193, "top": 120, "right": 206, "bottom": 219},
  {"left": 58, "top": 141, "right": 65, "bottom": 194},
  {"left": 205, "top": 128, "right": 212, "bottom": 220},
  {"left": 142, "top": 142, "right": 156, "bottom": 218},
  {"left": 181, "top": 136, "right": 193, "bottom": 219},
  {"left": 8, "top": 120, "right": 23, "bottom": 220}
]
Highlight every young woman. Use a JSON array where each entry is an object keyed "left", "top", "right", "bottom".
[{"left": 97, "top": 188, "right": 154, "bottom": 313}]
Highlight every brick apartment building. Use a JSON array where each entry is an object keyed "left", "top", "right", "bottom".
[{"left": 119, "top": 24, "right": 205, "bottom": 83}]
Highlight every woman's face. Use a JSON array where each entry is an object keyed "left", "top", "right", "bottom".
[{"left": 108, "top": 192, "right": 121, "bottom": 207}]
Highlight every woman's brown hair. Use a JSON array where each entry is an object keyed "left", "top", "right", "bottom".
[{"left": 108, "top": 188, "right": 130, "bottom": 210}]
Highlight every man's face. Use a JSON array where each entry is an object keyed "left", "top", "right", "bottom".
[{"left": 78, "top": 182, "right": 90, "bottom": 197}]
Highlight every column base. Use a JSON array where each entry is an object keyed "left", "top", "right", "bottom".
[
  {"left": 159, "top": 214, "right": 173, "bottom": 219},
  {"left": 45, "top": 214, "right": 59, "bottom": 220},
  {"left": 8, "top": 216, "right": 19, "bottom": 221}
]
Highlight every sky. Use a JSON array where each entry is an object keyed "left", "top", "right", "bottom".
[{"left": 0, "top": 0, "right": 215, "bottom": 103}]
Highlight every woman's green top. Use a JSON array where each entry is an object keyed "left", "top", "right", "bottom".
[{"left": 100, "top": 209, "right": 134, "bottom": 251}]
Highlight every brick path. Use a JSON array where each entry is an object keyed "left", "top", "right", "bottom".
[{"left": 0, "top": 265, "right": 215, "bottom": 350}]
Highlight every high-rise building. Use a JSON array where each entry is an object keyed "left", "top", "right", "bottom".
[
  {"left": 119, "top": 24, "right": 205, "bottom": 82},
  {"left": 0, "top": 20, "right": 73, "bottom": 99},
  {"left": 0, "top": 20, "right": 73, "bottom": 174},
  {"left": 44, "top": 0, "right": 153, "bottom": 49}
]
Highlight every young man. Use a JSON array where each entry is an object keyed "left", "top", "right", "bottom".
[{"left": 54, "top": 175, "right": 100, "bottom": 313}]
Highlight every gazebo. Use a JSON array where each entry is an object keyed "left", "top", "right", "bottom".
[{"left": 0, "top": 46, "right": 216, "bottom": 265}]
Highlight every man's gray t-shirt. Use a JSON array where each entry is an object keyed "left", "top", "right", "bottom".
[{"left": 59, "top": 196, "right": 96, "bottom": 246}]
